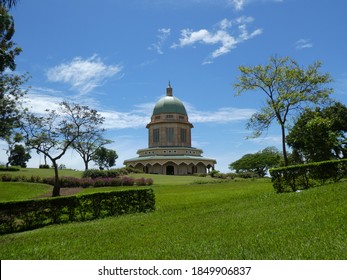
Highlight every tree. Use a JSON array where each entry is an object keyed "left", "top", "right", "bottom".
[
  {"left": 8, "top": 144, "right": 31, "bottom": 167},
  {"left": 0, "top": 4, "right": 28, "bottom": 140},
  {"left": 287, "top": 102, "right": 347, "bottom": 162},
  {"left": 92, "top": 147, "right": 118, "bottom": 170},
  {"left": 229, "top": 146, "right": 282, "bottom": 177},
  {"left": 72, "top": 129, "right": 112, "bottom": 170},
  {"left": 234, "top": 56, "right": 333, "bottom": 166},
  {"left": 0, "top": 1, "right": 19, "bottom": 9},
  {"left": 22, "top": 101, "right": 105, "bottom": 197}
]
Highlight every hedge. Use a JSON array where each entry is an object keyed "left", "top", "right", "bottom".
[
  {"left": 0, "top": 189, "right": 155, "bottom": 235},
  {"left": 270, "top": 159, "right": 347, "bottom": 193},
  {"left": 0, "top": 166, "right": 20, "bottom": 172},
  {"left": 0, "top": 174, "right": 154, "bottom": 187}
]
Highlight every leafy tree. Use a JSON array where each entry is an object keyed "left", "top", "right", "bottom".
[
  {"left": 8, "top": 144, "right": 31, "bottom": 167},
  {"left": 22, "top": 101, "right": 104, "bottom": 197},
  {"left": 0, "top": 4, "right": 28, "bottom": 140},
  {"left": 229, "top": 147, "right": 282, "bottom": 177},
  {"left": 4, "top": 131, "right": 22, "bottom": 166},
  {"left": 287, "top": 102, "right": 347, "bottom": 162},
  {"left": 0, "top": 1, "right": 19, "bottom": 9},
  {"left": 72, "top": 130, "right": 112, "bottom": 170},
  {"left": 92, "top": 147, "right": 118, "bottom": 170},
  {"left": 234, "top": 56, "right": 333, "bottom": 165}
]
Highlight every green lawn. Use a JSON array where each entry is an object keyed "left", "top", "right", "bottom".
[
  {"left": 0, "top": 182, "right": 52, "bottom": 202},
  {"left": 0, "top": 167, "right": 83, "bottom": 178},
  {"left": 0, "top": 176, "right": 346, "bottom": 260}
]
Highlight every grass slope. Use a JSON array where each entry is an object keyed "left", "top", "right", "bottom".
[{"left": 0, "top": 178, "right": 346, "bottom": 260}]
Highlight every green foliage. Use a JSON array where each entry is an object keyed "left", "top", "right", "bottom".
[
  {"left": 39, "top": 164, "right": 50, "bottom": 169},
  {"left": 234, "top": 56, "right": 333, "bottom": 165},
  {"left": 0, "top": 166, "right": 19, "bottom": 171},
  {"left": 92, "top": 147, "right": 118, "bottom": 170},
  {"left": 287, "top": 102, "right": 347, "bottom": 162},
  {"left": 0, "top": 173, "right": 154, "bottom": 188},
  {"left": 8, "top": 144, "right": 31, "bottom": 167},
  {"left": 229, "top": 146, "right": 282, "bottom": 177},
  {"left": 0, "top": 5, "right": 28, "bottom": 140},
  {"left": 270, "top": 159, "right": 347, "bottom": 193},
  {"left": 0, "top": 189, "right": 155, "bottom": 234},
  {"left": 209, "top": 170, "right": 220, "bottom": 178},
  {"left": 0, "top": 4, "right": 21, "bottom": 72},
  {"left": 82, "top": 169, "right": 119, "bottom": 179}
]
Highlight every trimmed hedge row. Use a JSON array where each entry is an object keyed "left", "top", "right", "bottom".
[
  {"left": 0, "top": 166, "right": 20, "bottom": 172},
  {"left": 0, "top": 174, "right": 154, "bottom": 187},
  {"left": 270, "top": 159, "right": 347, "bottom": 193},
  {"left": 81, "top": 167, "right": 143, "bottom": 179},
  {"left": 0, "top": 189, "right": 155, "bottom": 235}
]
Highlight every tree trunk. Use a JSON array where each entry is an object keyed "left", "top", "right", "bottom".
[
  {"left": 52, "top": 161, "right": 60, "bottom": 197},
  {"left": 281, "top": 124, "right": 289, "bottom": 166},
  {"left": 84, "top": 159, "right": 89, "bottom": 170}
]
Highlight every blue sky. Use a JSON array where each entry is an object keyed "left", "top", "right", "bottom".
[{"left": 2, "top": 0, "right": 347, "bottom": 172}]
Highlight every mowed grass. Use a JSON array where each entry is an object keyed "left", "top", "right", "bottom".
[
  {"left": 0, "top": 176, "right": 346, "bottom": 260},
  {"left": 0, "top": 182, "right": 52, "bottom": 202}
]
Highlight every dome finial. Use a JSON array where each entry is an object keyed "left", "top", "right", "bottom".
[{"left": 166, "top": 81, "right": 173, "bottom": 96}]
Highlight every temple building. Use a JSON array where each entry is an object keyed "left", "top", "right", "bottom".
[{"left": 124, "top": 83, "right": 216, "bottom": 175}]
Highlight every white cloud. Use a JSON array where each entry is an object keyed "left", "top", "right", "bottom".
[
  {"left": 172, "top": 17, "right": 262, "bottom": 64},
  {"left": 46, "top": 55, "right": 123, "bottom": 95},
  {"left": 229, "top": 0, "right": 245, "bottom": 10},
  {"left": 148, "top": 28, "right": 171, "bottom": 54},
  {"left": 188, "top": 106, "right": 256, "bottom": 123},
  {"left": 295, "top": 39, "right": 313, "bottom": 50},
  {"left": 228, "top": 0, "right": 283, "bottom": 11},
  {"left": 23, "top": 92, "right": 255, "bottom": 131}
]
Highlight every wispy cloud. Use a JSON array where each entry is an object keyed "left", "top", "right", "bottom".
[
  {"left": 172, "top": 17, "right": 262, "bottom": 64},
  {"left": 229, "top": 0, "right": 245, "bottom": 10},
  {"left": 188, "top": 106, "right": 256, "bottom": 123},
  {"left": 295, "top": 39, "right": 313, "bottom": 50},
  {"left": 148, "top": 28, "right": 171, "bottom": 54},
  {"left": 46, "top": 55, "right": 123, "bottom": 95},
  {"left": 228, "top": 0, "right": 283, "bottom": 11},
  {"left": 24, "top": 91, "right": 255, "bottom": 130}
]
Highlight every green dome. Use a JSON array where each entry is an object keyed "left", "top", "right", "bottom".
[{"left": 153, "top": 96, "right": 187, "bottom": 116}]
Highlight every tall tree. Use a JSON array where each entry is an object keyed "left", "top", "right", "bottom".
[
  {"left": 229, "top": 146, "right": 282, "bottom": 177},
  {"left": 92, "top": 147, "right": 118, "bottom": 170},
  {"left": 72, "top": 130, "right": 112, "bottom": 170},
  {"left": 287, "top": 102, "right": 347, "bottom": 162},
  {"left": 8, "top": 144, "right": 31, "bottom": 167},
  {"left": 234, "top": 56, "right": 332, "bottom": 165},
  {"left": 22, "top": 101, "right": 105, "bottom": 197},
  {"left": 0, "top": 4, "right": 28, "bottom": 140}
]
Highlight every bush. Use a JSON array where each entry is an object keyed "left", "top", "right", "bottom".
[
  {"left": 0, "top": 166, "right": 20, "bottom": 172},
  {"left": 39, "top": 164, "right": 50, "bottom": 169},
  {"left": 82, "top": 169, "right": 120, "bottom": 179},
  {"left": 135, "top": 177, "right": 146, "bottom": 186},
  {"left": 0, "top": 189, "right": 155, "bottom": 235},
  {"left": 270, "top": 159, "right": 347, "bottom": 193}
]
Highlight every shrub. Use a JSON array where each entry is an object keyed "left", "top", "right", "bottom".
[
  {"left": 210, "top": 170, "right": 220, "bottom": 178},
  {"left": 145, "top": 178, "right": 154, "bottom": 186},
  {"left": 0, "top": 189, "right": 155, "bottom": 235},
  {"left": 82, "top": 169, "right": 120, "bottom": 179},
  {"left": 39, "top": 164, "right": 50, "bottom": 169},
  {"left": 135, "top": 177, "right": 146, "bottom": 186},
  {"left": 0, "top": 166, "right": 20, "bottom": 172},
  {"left": 1, "top": 174, "right": 13, "bottom": 182},
  {"left": 270, "top": 159, "right": 347, "bottom": 193}
]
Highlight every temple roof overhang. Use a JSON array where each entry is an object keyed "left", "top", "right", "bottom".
[{"left": 124, "top": 155, "right": 217, "bottom": 167}]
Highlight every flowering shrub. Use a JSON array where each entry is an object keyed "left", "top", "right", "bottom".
[{"left": 0, "top": 173, "right": 154, "bottom": 188}]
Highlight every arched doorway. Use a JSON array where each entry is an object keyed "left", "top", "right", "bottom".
[{"left": 166, "top": 165, "right": 175, "bottom": 175}]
